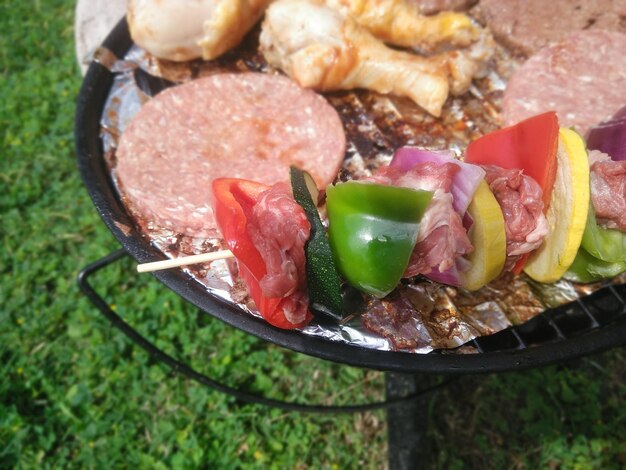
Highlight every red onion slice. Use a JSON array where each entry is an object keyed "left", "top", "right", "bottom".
[
  {"left": 425, "top": 266, "right": 460, "bottom": 286},
  {"left": 391, "top": 148, "right": 485, "bottom": 286},
  {"left": 586, "top": 106, "right": 626, "bottom": 162},
  {"left": 391, "top": 147, "right": 486, "bottom": 215}
]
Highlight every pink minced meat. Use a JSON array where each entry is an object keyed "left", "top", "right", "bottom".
[
  {"left": 247, "top": 182, "right": 310, "bottom": 325},
  {"left": 367, "top": 163, "right": 473, "bottom": 276},
  {"left": 502, "top": 30, "right": 626, "bottom": 137},
  {"left": 589, "top": 151, "right": 626, "bottom": 231},
  {"left": 479, "top": 0, "right": 626, "bottom": 57},
  {"left": 115, "top": 72, "right": 345, "bottom": 237},
  {"left": 482, "top": 165, "right": 548, "bottom": 271}
]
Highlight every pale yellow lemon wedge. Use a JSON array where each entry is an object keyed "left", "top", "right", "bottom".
[
  {"left": 459, "top": 179, "right": 507, "bottom": 291},
  {"left": 524, "top": 128, "right": 590, "bottom": 283}
]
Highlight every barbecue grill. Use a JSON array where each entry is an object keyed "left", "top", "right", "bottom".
[{"left": 76, "top": 17, "right": 626, "bottom": 467}]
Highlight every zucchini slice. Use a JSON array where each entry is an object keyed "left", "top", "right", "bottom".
[{"left": 290, "top": 167, "right": 344, "bottom": 321}]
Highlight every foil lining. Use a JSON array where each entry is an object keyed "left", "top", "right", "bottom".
[{"left": 98, "top": 40, "right": 625, "bottom": 355}]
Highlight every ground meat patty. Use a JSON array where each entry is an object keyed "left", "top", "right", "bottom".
[
  {"left": 479, "top": 0, "right": 626, "bottom": 57},
  {"left": 115, "top": 72, "right": 346, "bottom": 237},
  {"left": 502, "top": 30, "right": 626, "bottom": 136}
]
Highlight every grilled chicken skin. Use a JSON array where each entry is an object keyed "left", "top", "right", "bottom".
[
  {"left": 128, "top": 0, "right": 272, "bottom": 61},
  {"left": 325, "top": 0, "right": 479, "bottom": 52},
  {"left": 260, "top": 0, "right": 453, "bottom": 116}
]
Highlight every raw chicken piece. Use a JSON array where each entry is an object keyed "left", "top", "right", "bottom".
[
  {"left": 442, "top": 27, "right": 495, "bottom": 95},
  {"left": 260, "top": 0, "right": 452, "bottom": 116},
  {"left": 416, "top": 0, "right": 477, "bottom": 15},
  {"left": 325, "top": 0, "right": 478, "bottom": 52},
  {"left": 128, "top": 0, "right": 271, "bottom": 61}
]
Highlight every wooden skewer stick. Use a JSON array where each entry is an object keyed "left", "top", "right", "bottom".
[{"left": 137, "top": 249, "right": 235, "bottom": 273}]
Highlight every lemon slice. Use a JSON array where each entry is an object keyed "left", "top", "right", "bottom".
[
  {"left": 524, "top": 128, "right": 590, "bottom": 282},
  {"left": 459, "top": 179, "right": 507, "bottom": 291}
]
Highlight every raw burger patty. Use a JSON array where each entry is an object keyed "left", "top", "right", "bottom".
[
  {"left": 115, "top": 72, "right": 346, "bottom": 237},
  {"left": 502, "top": 30, "right": 626, "bottom": 136},
  {"left": 479, "top": 0, "right": 626, "bottom": 57}
]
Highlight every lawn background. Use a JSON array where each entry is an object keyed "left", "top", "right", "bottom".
[{"left": 1, "top": 0, "right": 625, "bottom": 468}]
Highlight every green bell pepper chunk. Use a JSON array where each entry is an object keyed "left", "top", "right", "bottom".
[
  {"left": 581, "top": 203, "right": 626, "bottom": 263},
  {"left": 564, "top": 246, "right": 626, "bottom": 283},
  {"left": 326, "top": 181, "right": 433, "bottom": 298}
]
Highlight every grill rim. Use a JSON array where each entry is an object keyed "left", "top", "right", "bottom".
[{"left": 75, "top": 17, "right": 626, "bottom": 374}]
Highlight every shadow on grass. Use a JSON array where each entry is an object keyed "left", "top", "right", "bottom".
[{"left": 428, "top": 350, "right": 626, "bottom": 469}]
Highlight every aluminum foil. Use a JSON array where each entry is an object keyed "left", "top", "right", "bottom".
[{"left": 95, "top": 41, "right": 625, "bottom": 354}]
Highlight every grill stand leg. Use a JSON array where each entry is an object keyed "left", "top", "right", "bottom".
[
  {"left": 77, "top": 251, "right": 456, "bottom": 414},
  {"left": 385, "top": 372, "right": 431, "bottom": 470}
]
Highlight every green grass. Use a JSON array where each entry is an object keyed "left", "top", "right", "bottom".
[{"left": 1, "top": 0, "right": 625, "bottom": 468}]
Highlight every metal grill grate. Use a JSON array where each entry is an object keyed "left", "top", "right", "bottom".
[{"left": 471, "top": 284, "right": 626, "bottom": 353}]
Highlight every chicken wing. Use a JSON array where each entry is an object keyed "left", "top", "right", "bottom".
[
  {"left": 325, "top": 0, "right": 479, "bottom": 52},
  {"left": 260, "top": 0, "right": 452, "bottom": 116},
  {"left": 440, "top": 27, "right": 495, "bottom": 95},
  {"left": 128, "top": 0, "right": 272, "bottom": 62}
]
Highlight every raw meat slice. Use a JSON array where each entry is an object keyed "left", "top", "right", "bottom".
[{"left": 482, "top": 165, "right": 548, "bottom": 270}]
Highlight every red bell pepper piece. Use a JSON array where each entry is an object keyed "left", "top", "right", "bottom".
[
  {"left": 212, "top": 178, "right": 313, "bottom": 329},
  {"left": 464, "top": 111, "right": 559, "bottom": 273}
]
